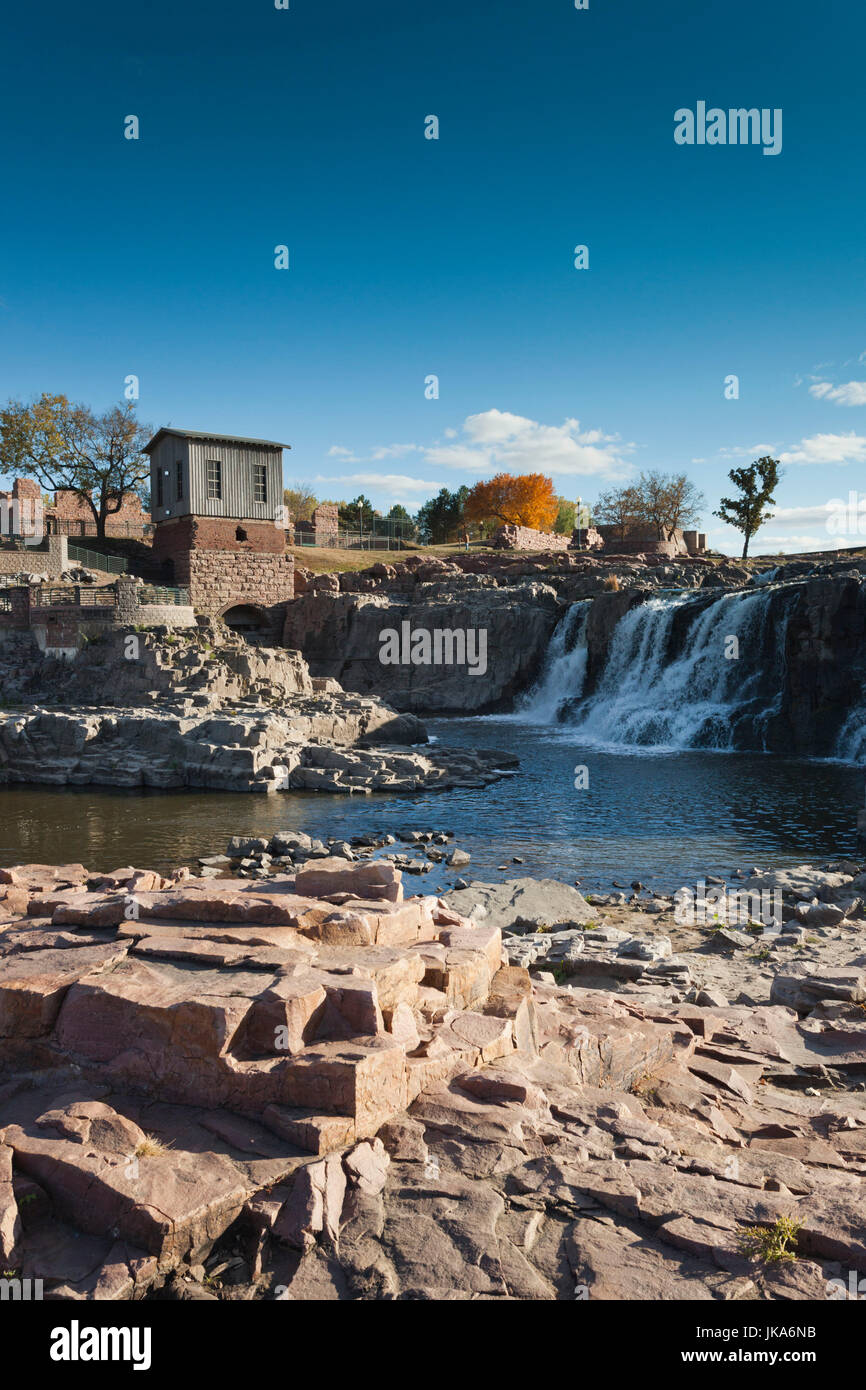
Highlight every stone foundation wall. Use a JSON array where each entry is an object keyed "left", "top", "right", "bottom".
[
  {"left": 312, "top": 503, "right": 339, "bottom": 544},
  {"left": 595, "top": 526, "right": 706, "bottom": 557},
  {"left": 601, "top": 536, "right": 684, "bottom": 558},
  {"left": 184, "top": 550, "right": 295, "bottom": 630}
]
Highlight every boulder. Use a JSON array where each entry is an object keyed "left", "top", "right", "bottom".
[{"left": 444, "top": 878, "right": 594, "bottom": 933}]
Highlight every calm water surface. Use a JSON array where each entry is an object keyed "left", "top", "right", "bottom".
[{"left": 0, "top": 718, "right": 862, "bottom": 893}]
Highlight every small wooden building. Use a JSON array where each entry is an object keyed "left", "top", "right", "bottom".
[
  {"left": 144, "top": 427, "right": 295, "bottom": 639},
  {"left": 144, "top": 428, "right": 289, "bottom": 524}
]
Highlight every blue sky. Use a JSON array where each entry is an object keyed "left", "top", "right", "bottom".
[{"left": 1, "top": 0, "right": 864, "bottom": 554}]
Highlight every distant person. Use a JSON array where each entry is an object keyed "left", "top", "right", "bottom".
[{"left": 461, "top": 528, "right": 470, "bottom": 551}]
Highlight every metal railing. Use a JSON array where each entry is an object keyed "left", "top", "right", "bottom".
[
  {"left": 30, "top": 585, "right": 117, "bottom": 609},
  {"left": 289, "top": 527, "right": 413, "bottom": 551},
  {"left": 0, "top": 536, "right": 49, "bottom": 552},
  {"left": 67, "top": 544, "right": 128, "bottom": 574},
  {"left": 47, "top": 518, "right": 152, "bottom": 539},
  {"left": 137, "top": 585, "right": 189, "bottom": 606}
]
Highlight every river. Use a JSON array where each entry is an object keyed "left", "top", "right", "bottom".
[
  {"left": 2, "top": 587, "right": 863, "bottom": 892},
  {"left": 0, "top": 718, "right": 861, "bottom": 894}
]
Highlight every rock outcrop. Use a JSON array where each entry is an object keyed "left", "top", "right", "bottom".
[
  {"left": 283, "top": 584, "right": 561, "bottom": 713},
  {"left": 0, "top": 624, "right": 518, "bottom": 795},
  {"left": 2, "top": 857, "right": 865, "bottom": 1301},
  {"left": 0, "top": 706, "right": 517, "bottom": 794}
]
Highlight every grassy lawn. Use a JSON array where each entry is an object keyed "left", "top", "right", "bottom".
[{"left": 288, "top": 542, "right": 500, "bottom": 573}]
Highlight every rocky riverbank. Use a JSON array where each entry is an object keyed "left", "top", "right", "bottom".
[
  {"left": 2, "top": 848, "right": 865, "bottom": 1301},
  {"left": 0, "top": 625, "right": 518, "bottom": 795}
]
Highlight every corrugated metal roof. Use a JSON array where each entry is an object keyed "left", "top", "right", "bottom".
[{"left": 144, "top": 427, "right": 291, "bottom": 453}]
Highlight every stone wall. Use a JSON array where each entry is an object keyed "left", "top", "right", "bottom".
[
  {"left": 184, "top": 550, "right": 295, "bottom": 631},
  {"left": 0, "top": 537, "right": 69, "bottom": 577},
  {"left": 492, "top": 524, "right": 571, "bottom": 552},
  {"left": 312, "top": 503, "right": 339, "bottom": 543},
  {"left": 572, "top": 526, "right": 604, "bottom": 551},
  {"left": 51, "top": 487, "right": 149, "bottom": 537},
  {"left": 151, "top": 515, "right": 294, "bottom": 633},
  {"left": 595, "top": 526, "right": 706, "bottom": 557},
  {"left": 0, "top": 478, "right": 44, "bottom": 541}
]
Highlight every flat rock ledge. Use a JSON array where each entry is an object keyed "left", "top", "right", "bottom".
[
  {"left": 0, "top": 705, "right": 518, "bottom": 794},
  {"left": 1, "top": 858, "right": 865, "bottom": 1301}
]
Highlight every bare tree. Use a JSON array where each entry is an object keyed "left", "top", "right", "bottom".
[
  {"left": 594, "top": 484, "right": 642, "bottom": 540},
  {"left": 283, "top": 483, "right": 318, "bottom": 522},
  {"left": 638, "top": 470, "right": 705, "bottom": 540},
  {"left": 0, "top": 393, "right": 151, "bottom": 538}
]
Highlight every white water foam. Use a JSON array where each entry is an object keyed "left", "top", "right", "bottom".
[
  {"left": 517, "top": 588, "right": 790, "bottom": 752},
  {"left": 515, "top": 600, "right": 591, "bottom": 722}
]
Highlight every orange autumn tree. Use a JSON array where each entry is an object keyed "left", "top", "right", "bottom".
[{"left": 464, "top": 472, "right": 558, "bottom": 532}]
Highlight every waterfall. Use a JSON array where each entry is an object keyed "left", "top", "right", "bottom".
[
  {"left": 521, "top": 588, "right": 794, "bottom": 752},
  {"left": 834, "top": 708, "right": 866, "bottom": 763},
  {"left": 516, "top": 600, "right": 590, "bottom": 721}
]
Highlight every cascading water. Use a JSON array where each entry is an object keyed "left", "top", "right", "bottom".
[
  {"left": 516, "top": 600, "right": 590, "bottom": 721},
  {"left": 518, "top": 587, "right": 796, "bottom": 752},
  {"left": 834, "top": 708, "right": 866, "bottom": 763}
]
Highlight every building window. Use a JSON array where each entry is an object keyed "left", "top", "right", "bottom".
[
  {"left": 176, "top": 461, "right": 183, "bottom": 500},
  {"left": 236, "top": 526, "right": 248, "bottom": 542},
  {"left": 156, "top": 469, "right": 164, "bottom": 508},
  {"left": 253, "top": 463, "right": 267, "bottom": 505},
  {"left": 207, "top": 459, "right": 222, "bottom": 500}
]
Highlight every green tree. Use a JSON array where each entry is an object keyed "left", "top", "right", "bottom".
[
  {"left": 415, "top": 486, "right": 468, "bottom": 544},
  {"left": 0, "top": 393, "right": 152, "bottom": 539},
  {"left": 553, "top": 497, "right": 576, "bottom": 534},
  {"left": 714, "top": 457, "right": 781, "bottom": 559},
  {"left": 339, "top": 494, "right": 375, "bottom": 529}
]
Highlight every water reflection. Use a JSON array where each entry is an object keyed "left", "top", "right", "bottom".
[{"left": 0, "top": 718, "right": 861, "bottom": 893}]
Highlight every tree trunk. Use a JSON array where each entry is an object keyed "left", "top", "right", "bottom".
[{"left": 742, "top": 533, "right": 750, "bottom": 560}]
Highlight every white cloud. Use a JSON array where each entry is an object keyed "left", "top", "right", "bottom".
[
  {"left": 318, "top": 409, "right": 636, "bottom": 505},
  {"left": 314, "top": 471, "right": 439, "bottom": 497},
  {"left": 463, "top": 410, "right": 533, "bottom": 444},
  {"left": 427, "top": 410, "right": 634, "bottom": 480},
  {"left": 809, "top": 380, "right": 866, "bottom": 406},
  {"left": 717, "top": 442, "right": 780, "bottom": 459},
  {"left": 766, "top": 504, "right": 835, "bottom": 524},
  {"left": 423, "top": 443, "right": 491, "bottom": 472},
  {"left": 369, "top": 443, "right": 421, "bottom": 460},
  {"left": 779, "top": 432, "right": 866, "bottom": 466}
]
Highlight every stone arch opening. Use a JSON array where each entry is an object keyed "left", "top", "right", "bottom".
[{"left": 221, "top": 603, "right": 270, "bottom": 642}]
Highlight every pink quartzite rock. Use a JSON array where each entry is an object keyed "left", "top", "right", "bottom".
[
  {"left": 293, "top": 859, "right": 403, "bottom": 904},
  {"left": 273, "top": 1152, "right": 346, "bottom": 1251},
  {"left": 0, "top": 942, "right": 129, "bottom": 1037},
  {"left": 0, "top": 1143, "right": 21, "bottom": 1262},
  {"left": 343, "top": 1138, "right": 390, "bottom": 1196}
]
